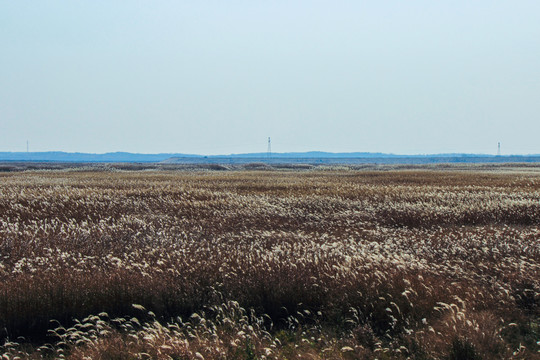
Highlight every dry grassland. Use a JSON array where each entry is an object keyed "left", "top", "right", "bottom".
[{"left": 0, "top": 169, "right": 539, "bottom": 359}]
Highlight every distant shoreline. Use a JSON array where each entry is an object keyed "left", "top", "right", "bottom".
[
  {"left": 2, "top": 151, "right": 540, "bottom": 164},
  {"left": 2, "top": 161, "right": 540, "bottom": 173}
]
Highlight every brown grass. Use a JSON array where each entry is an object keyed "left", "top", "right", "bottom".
[{"left": 0, "top": 169, "right": 539, "bottom": 359}]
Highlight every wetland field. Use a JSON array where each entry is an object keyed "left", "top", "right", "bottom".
[{"left": 0, "top": 167, "right": 539, "bottom": 359}]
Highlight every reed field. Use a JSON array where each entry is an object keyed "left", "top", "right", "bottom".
[{"left": 0, "top": 168, "right": 539, "bottom": 359}]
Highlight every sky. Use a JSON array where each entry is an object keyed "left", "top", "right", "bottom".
[{"left": 1, "top": 1, "right": 539, "bottom": 155}]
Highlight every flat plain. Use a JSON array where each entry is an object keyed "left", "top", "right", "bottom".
[{"left": 0, "top": 167, "right": 539, "bottom": 359}]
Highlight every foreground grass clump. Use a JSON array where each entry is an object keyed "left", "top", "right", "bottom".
[{"left": 0, "top": 168, "right": 539, "bottom": 359}]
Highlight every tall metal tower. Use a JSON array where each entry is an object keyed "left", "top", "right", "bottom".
[
  {"left": 497, "top": 142, "right": 501, "bottom": 156},
  {"left": 267, "top": 137, "right": 271, "bottom": 158}
]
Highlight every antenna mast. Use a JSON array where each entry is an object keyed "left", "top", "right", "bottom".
[
  {"left": 497, "top": 142, "right": 501, "bottom": 156},
  {"left": 267, "top": 137, "right": 271, "bottom": 158}
]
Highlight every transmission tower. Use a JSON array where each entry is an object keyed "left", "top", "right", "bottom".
[
  {"left": 497, "top": 142, "right": 501, "bottom": 156},
  {"left": 267, "top": 137, "right": 271, "bottom": 158}
]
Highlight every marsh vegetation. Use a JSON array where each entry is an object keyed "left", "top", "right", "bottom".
[{"left": 0, "top": 169, "right": 538, "bottom": 359}]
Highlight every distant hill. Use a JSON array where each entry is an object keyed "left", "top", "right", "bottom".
[{"left": 2, "top": 151, "right": 540, "bottom": 164}]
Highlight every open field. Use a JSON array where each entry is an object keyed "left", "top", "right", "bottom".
[{"left": 1, "top": 168, "right": 539, "bottom": 359}]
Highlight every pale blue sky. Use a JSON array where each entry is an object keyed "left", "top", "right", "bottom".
[{"left": 1, "top": 1, "right": 539, "bottom": 155}]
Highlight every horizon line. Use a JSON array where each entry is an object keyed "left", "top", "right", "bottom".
[{"left": 2, "top": 150, "right": 540, "bottom": 157}]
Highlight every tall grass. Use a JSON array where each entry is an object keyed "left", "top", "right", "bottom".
[{"left": 0, "top": 169, "right": 538, "bottom": 358}]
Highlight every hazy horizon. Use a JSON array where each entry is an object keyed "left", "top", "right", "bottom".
[
  {"left": 2, "top": 1, "right": 539, "bottom": 155},
  {"left": 2, "top": 149, "right": 540, "bottom": 157}
]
